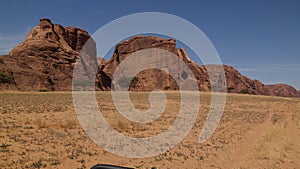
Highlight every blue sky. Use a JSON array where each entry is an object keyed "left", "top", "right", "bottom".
[{"left": 0, "top": 0, "right": 299, "bottom": 89}]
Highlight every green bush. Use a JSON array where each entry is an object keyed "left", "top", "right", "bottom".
[
  {"left": 0, "top": 73, "right": 13, "bottom": 83},
  {"left": 240, "top": 88, "right": 249, "bottom": 94},
  {"left": 38, "top": 89, "right": 49, "bottom": 92}
]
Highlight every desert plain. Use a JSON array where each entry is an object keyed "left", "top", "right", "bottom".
[{"left": 0, "top": 91, "right": 299, "bottom": 169}]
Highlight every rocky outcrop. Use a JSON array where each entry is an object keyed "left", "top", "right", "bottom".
[
  {"left": 0, "top": 18, "right": 96, "bottom": 91},
  {"left": 0, "top": 56, "right": 18, "bottom": 90},
  {"left": 265, "top": 84, "right": 299, "bottom": 97},
  {"left": 222, "top": 65, "right": 266, "bottom": 95},
  {"left": 0, "top": 19, "right": 298, "bottom": 97},
  {"left": 97, "top": 36, "right": 180, "bottom": 91},
  {"left": 98, "top": 35, "right": 299, "bottom": 97}
]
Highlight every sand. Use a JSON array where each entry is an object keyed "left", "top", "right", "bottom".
[{"left": 0, "top": 91, "right": 299, "bottom": 169}]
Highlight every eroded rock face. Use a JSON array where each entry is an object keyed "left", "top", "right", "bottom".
[
  {"left": 0, "top": 56, "right": 18, "bottom": 90},
  {"left": 222, "top": 65, "right": 266, "bottom": 95},
  {"left": 98, "top": 35, "right": 299, "bottom": 97},
  {"left": 97, "top": 36, "right": 180, "bottom": 91},
  {"left": 97, "top": 36, "right": 257, "bottom": 93},
  {"left": 0, "top": 19, "right": 298, "bottom": 97},
  {"left": 265, "top": 84, "right": 299, "bottom": 97},
  {"left": 1, "top": 18, "right": 97, "bottom": 91}
]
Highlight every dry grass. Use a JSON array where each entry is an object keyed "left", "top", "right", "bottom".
[
  {"left": 60, "top": 118, "right": 77, "bottom": 129},
  {"left": 36, "top": 118, "right": 48, "bottom": 129},
  {"left": 252, "top": 124, "right": 292, "bottom": 168},
  {"left": 0, "top": 91, "right": 299, "bottom": 169}
]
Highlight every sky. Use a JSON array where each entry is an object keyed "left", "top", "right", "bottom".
[{"left": 0, "top": 0, "right": 299, "bottom": 89}]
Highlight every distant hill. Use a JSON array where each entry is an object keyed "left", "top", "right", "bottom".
[{"left": 0, "top": 18, "right": 298, "bottom": 97}]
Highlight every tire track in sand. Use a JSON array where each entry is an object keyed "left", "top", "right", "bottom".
[{"left": 222, "top": 111, "right": 274, "bottom": 169}]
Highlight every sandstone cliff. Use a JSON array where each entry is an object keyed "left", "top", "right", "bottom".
[
  {"left": 0, "top": 18, "right": 97, "bottom": 91},
  {"left": 0, "top": 19, "right": 298, "bottom": 97},
  {"left": 265, "top": 84, "right": 299, "bottom": 97},
  {"left": 98, "top": 35, "right": 298, "bottom": 97}
]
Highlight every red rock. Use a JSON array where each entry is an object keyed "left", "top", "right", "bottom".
[
  {"left": 0, "top": 19, "right": 298, "bottom": 97},
  {"left": 265, "top": 84, "right": 299, "bottom": 97},
  {"left": 1, "top": 18, "right": 96, "bottom": 91}
]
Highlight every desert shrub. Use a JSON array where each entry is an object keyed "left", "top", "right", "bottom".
[
  {"left": 227, "top": 87, "right": 235, "bottom": 92},
  {"left": 0, "top": 73, "right": 13, "bottom": 83},
  {"left": 117, "top": 120, "right": 127, "bottom": 130},
  {"left": 132, "top": 77, "right": 138, "bottom": 83},
  {"left": 271, "top": 114, "right": 285, "bottom": 125},
  {"left": 50, "top": 159, "right": 61, "bottom": 166},
  {"left": 164, "top": 86, "right": 171, "bottom": 90},
  {"left": 36, "top": 119, "right": 47, "bottom": 128},
  {"left": 0, "top": 143, "right": 11, "bottom": 152},
  {"left": 60, "top": 118, "right": 76, "bottom": 129},
  {"left": 240, "top": 88, "right": 249, "bottom": 94},
  {"left": 38, "top": 89, "right": 49, "bottom": 92},
  {"left": 32, "top": 159, "right": 44, "bottom": 168}
]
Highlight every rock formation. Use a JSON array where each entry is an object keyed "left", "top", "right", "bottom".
[
  {"left": 0, "top": 18, "right": 97, "bottom": 91},
  {"left": 97, "top": 36, "right": 180, "bottom": 91},
  {"left": 0, "top": 19, "right": 298, "bottom": 97},
  {"left": 222, "top": 65, "right": 266, "bottom": 95},
  {"left": 265, "top": 84, "right": 299, "bottom": 97},
  {"left": 98, "top": 35, "right": 299, "bottom": 97}
]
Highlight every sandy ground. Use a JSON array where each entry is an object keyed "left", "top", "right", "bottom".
[{"left": 0, "top": 91, "right": 299, "bottom": 169}]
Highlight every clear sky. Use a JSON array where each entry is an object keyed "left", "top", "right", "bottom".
[{"left": 0, "top": 0, "right": 299, "bottom": 89}]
